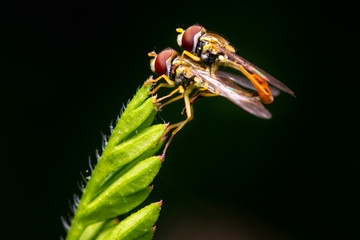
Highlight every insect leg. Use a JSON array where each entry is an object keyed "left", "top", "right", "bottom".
[
  {"left": 195, "top": 91, "right": 219, "bottom": 98},
  {"left": 144, "top": 74, "right": 176, "bottom": 86},
  {"left": 181, "top": 89, "right": 219, "bottom": 114},
  {"left": 155, "top": 86, "right": 184, "bottom": 103},
  {"left": 162, "top": 90, "right": 193, "bottom": 156},
  {"left": 179, "top": 50, "right": 201, "bottom": 64},
  {"left": 171, "top": 51, "right": 201, "bottom": 75},
  {"left": 190, "top": 82, "right": 219, "bottom": 104},
  {"left": 172, "top": 90, "right": 193, "bottom": 135},
  {"left": 159, "top": 95, "right": 184, "bottom": 109},
  {"left": 149, "top": 83, "right": 173, "bottom": 95}
]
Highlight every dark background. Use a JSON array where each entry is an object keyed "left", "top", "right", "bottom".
[{"left": 1, "top": 1, "right": 357, "bottom": 239}]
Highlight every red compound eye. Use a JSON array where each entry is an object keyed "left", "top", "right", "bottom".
[
  {"left": 181, "top": 25, "right": 204, "bottom": 52},
  {"left": 154, "top": 48, "right": 177, "bottom": 76}
]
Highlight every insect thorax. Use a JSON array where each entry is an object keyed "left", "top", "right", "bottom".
[
  {"left": 197, "top": 40, "right": 222, "bottom": 65},
  {"left": 171, "top": 65, "right": 195, "bottom": 87}
]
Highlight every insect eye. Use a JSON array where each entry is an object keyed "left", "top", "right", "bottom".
[
  {"left": 153, "top": 48, "right": 177, "bottom": 76},
  {"left": 179, "top": 25, "right": 205, "bottom": 52}
]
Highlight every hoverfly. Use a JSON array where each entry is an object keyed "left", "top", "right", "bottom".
[
  {"left": 176, "top": 25, "right": 295, "bottom": 104},
  {"left": 144, "top": 48, "right": 272, "bottom": 154}
]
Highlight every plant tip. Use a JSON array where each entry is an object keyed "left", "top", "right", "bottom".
[
  {"left": 156, "top": 200, "right": 163, "bottom": 207},
  {"left": 152, "top": 226, "right": 157, "bottom": 232},
  {"left": 158, "top": 155, "right": 165, "bottom": 162},
  {"left": 144, "top": 75, "right": 154, "bottom": 85}
]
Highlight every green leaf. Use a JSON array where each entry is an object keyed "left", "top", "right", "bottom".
[
  {"left": 88, "top": 124, "right": 166, "bottom": 200},
  {"left": 79, "top": 221, "right": 106, "bottom": 240},
  {"left": 135, "top": 228, "right": 155, "bottom": 240},
  {"left": 83, "top": 156, "right": 162, "bottom": 224},
  {"left": 82, "top": 187, "right": 152, "bottom": 225},
  {"left": 80, "top": 219, "right": 120, "bottom": 240},
  {"left": 93, "top": 137, "right": 164, "bottom": 201},
  {"left": 104, "top": 202, "right": 162, "bottom": 240},
  {"left": 109, "top": 97, "right": 156, "bottom": 146},
  {"left": 106, "top": 156, "right": 162, "bottom": 197}
]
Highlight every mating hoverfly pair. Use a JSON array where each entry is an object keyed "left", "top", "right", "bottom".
[{"left": 145, "top": 25, "right": 295, "bottom": 154}]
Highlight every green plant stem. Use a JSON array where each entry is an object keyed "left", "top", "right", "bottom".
[{"left": 65, "top": 84, "right": 165, "bottom": 240}]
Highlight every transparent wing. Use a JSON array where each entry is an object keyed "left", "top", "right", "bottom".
[
  {"left": 192, "top": 69, "right": 272, "bottom": 119},
  {"left": 224, "top": 50, "right": 295, "bottom": 97},
  {"left": 216, "top": 70, "right": 281, "bottom": 97}
]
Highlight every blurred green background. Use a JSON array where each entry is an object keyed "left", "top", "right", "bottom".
[{"left": 2, "top": 0, "right": 356, "bottom": 239}]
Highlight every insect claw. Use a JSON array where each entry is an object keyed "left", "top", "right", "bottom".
[
  {"left": 154, "top": 102, "right": 161, "bottom": 111},
  {"left": 181, "top": 106, "right": 186, "bottom": 115},
  {"left": 160, "top": 135, "right": 168, "bottom": 142},
  {"left": 158, "top": 103, "right": 166, "bottom": 111}
]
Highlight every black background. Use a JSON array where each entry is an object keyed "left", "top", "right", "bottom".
[{"left": 1, "top": 1, "right": 357, "bottom": 239}]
